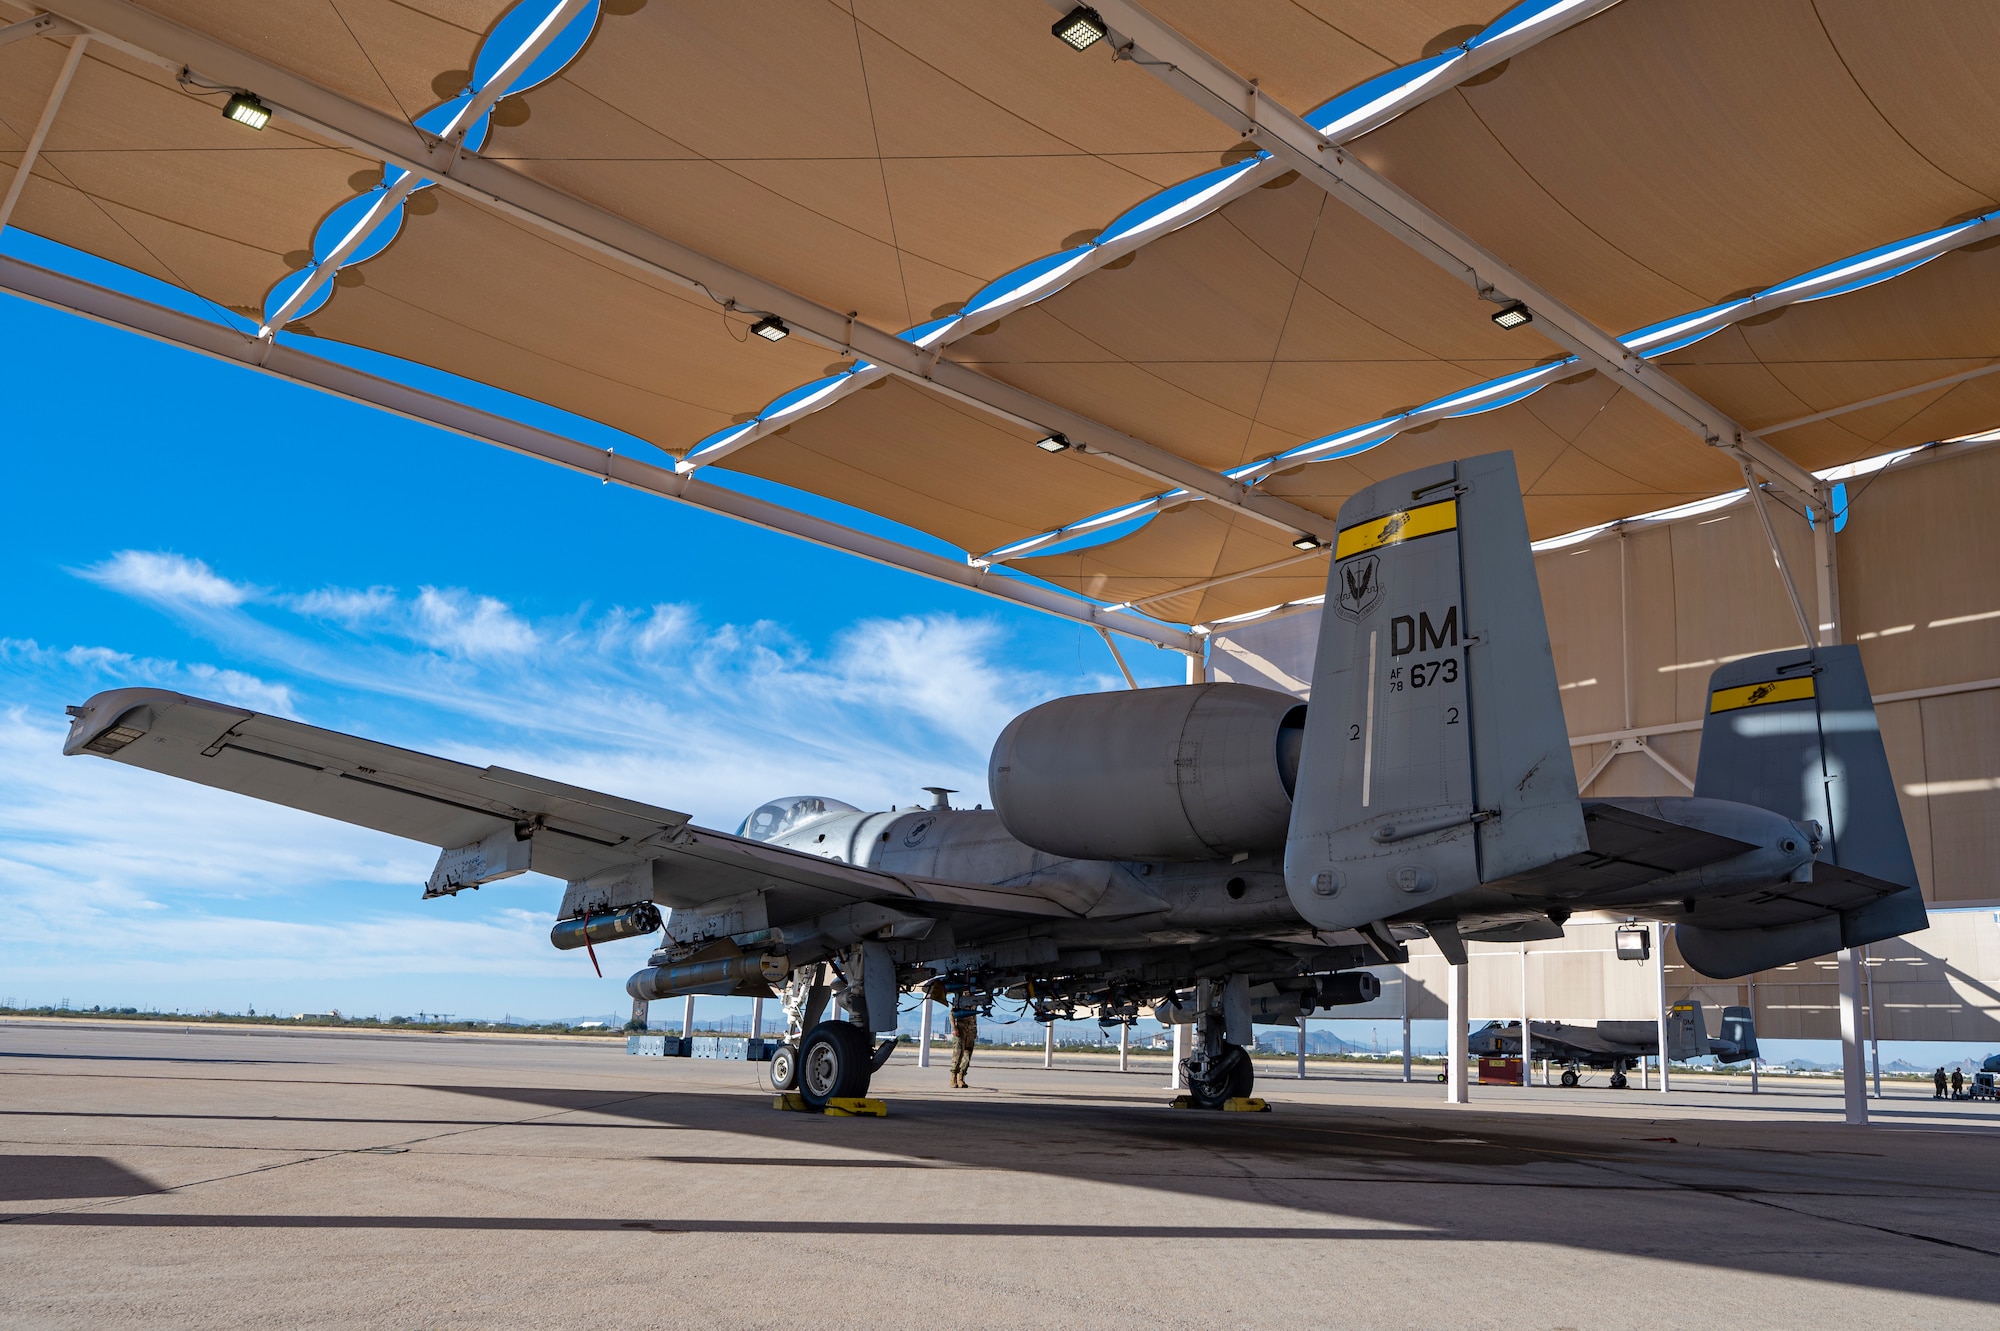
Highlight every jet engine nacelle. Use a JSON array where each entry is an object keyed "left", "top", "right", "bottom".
[{"left": 989, "top": 683, "right": 1306, "bottom": 862}]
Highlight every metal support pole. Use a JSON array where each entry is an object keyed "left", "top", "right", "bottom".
[
  {"left": 1656, "top": 922, "right": 1671, "bottom": 1094},
  {"left": 1185, "top": 649, "right": 1203, "bottom": 685},
  {"left": 1740, "top": 462, "right": 1819, "bottom": 649},
  {"left": 1813, "top": 488, "right": 1842, "bottom": 647},
  {"left": 1096, "top": 626, "right": 1139, "bottom": 690},
  {"left": 1401, "top": 983, "right": 1412, "bottom": 1084},
  {"left": 1865, "top": 945, "right": 1881, "bottom": 1098},
  {"left": 680, "top": 995, "right": 695, "bottom": 1040},
  {"left": 1520, "top": 944, "right": 1532, "bottom": 1089},
  {"left": 1044, "top": 1018, "right": 1054, "bottom": 1068},
  {"left": 749, "top": 996, "right": 763, "bottom": 1042},
  {"left": 917, "top": 993, "right": 932, "bottom": 1068},
  {"left": 1839, "top": 947, "right": 1869, "bottom": 1124},
  {"left": 1118, "top": 1020, "right": 1129, "bottom": 1073},
  {"left": 1297, "top": 1014, "right": 1307, "bottom": 1080},
  {"left": 1168, "top": 1022, "right": 1187, "bottom": 1089},
  {"left": 0, "top": 34, "right": 88, "bottom": 236},
  {"left": 1748, "top": 972, "right": 1759, "bottom": 1094},
  {"left": 1445, "top": 960, "right": 1469, "bottom": 1104}
]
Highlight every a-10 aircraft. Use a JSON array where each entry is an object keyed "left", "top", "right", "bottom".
[
  {"left": 63, "top": 452, "right": 1926, "bottom": 1111},
  {"left": 1470, "top": 1000, "right": 1758, "bottom": 1089}
]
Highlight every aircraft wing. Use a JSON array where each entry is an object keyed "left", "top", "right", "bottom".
[{"left": 60, "top": 688, "right": 1080, "bottom": 921}]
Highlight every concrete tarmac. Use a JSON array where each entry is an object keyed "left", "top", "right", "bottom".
[{"left": 3, "top": 1019, "right": 1996, "bottom": 1330}]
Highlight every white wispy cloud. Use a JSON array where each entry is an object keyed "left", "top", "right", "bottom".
[
  {"left": 411, "top": 586, "right": 539, "bottom": 657},
  {"left": 0, "top": 549, "right": 1103, "bottom": 1011},
  {"left": 76, "top": 550, "right": 255, "bottom": 608}
]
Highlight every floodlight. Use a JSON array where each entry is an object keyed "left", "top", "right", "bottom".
[
  {"left": 1292, "top": 535, "right": 1321, "bottom": 551},
  {"left": 1052, "top": 6, "right": 1106, "bottom": 51},
  {"left": 1491, "top": 301, "right": 1532, "bottom": 330},
  {"left": 750, "top": 315, "right": 789, "bottom": 342},
  {"left": 223, "top": 93, "right": 271, "bottom": 131},
  {"left": 1614, "top": 924, "right": 1651, "bottom": 962},
  {"left": 1035, "top": 433, "right": 1071, "bottom": 453}
]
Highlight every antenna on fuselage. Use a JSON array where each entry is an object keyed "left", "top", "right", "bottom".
[{"left": 922, "top": 786, "right": 957, "bottom": 811}]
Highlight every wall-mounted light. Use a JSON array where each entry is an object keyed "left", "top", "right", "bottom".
[
  {"left": 1035, "top": 433, "right": 1072, "bottom": 453},
  {"left": 750, "top": 315, "right": 789, "bottom": 342},
  {"left": 1052, "top": 6, "right": 1106, "bottom": 51},
  {"left": 1614, "top": 924, "right": 1651, "bottom": 962},
  {"left": 1491, "top": 301, "right": 1532, "bottom": 330},
  {"left": 223, "top": 93, "right": 272, "bottom": 131},
  {"left": 1292, "top": 535, "right": 1321, "bottom": 551}
]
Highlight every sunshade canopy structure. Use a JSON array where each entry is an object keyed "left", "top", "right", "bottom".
[{"left": 6, "top": 0, "right": 2000, "bottom": 640}]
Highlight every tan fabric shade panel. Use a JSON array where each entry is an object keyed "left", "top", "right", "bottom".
[
  {"left": 954, "top": 168, "right": 1562, "bottom": 475},
  {"left": 1662, "top": 242, "right": 2000, "bottom": 472},
  {"left": 1352, "top": 0, "right": 2000, "bottom": 336},
  {"left": 479, "top": 0, "right": 1243, "bottom": 335},
  {"left": 721, "top": 376, "right": 1158, "bottom": 557},
  {"left": 1016, "top": 502, "right": 1329, "bottom": 627},
  {"left": 0, "top": 36, "right": 369, "bottom": 316},
  {"left": 135, "top": 0, "right": 510, "bottom": 124},
  {"left": 306, "top": 189, "right": 830, "bottom": 449},
  {"left": 1140, "top": 0, "right": 1512, "bottom": 117}
]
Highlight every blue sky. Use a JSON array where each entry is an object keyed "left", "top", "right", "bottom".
[{"left": 0, "top": 230, "right": 1189, "bottom": 1021}]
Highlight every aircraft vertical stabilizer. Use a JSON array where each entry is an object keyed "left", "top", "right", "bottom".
[
  {"left": 1681, "top": 645, "right": 1926, "bottom": 971},
  {"left": 1284, "top": 452, "right": 1585, "bottom": 935}
]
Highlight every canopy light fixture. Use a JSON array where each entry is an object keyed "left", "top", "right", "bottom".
[
  {"left": 1491, "top": 301, "right": 1532, "bottom": 330},
  {"left": 1614, "top": 924, "right": 1651, "bottom": 962},
  {"left": 223, "top": 92, "right": 272, "bottom": 131},
  {"left": 1292, "top": 535, "right": 1321, "bottom": 551},
  {"left": 1052, "top": 6, "right": 1106, "bottom": 51},
  {"left": 1035, "top": 433, "right": 1072, "bottom": 453},
  {"left": 750, "top": 315, "right": 790, "bottom": 342}
]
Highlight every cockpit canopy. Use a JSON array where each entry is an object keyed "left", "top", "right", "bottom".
[{"left": 737, "top": 795, "right": 860, "bottom": 842}]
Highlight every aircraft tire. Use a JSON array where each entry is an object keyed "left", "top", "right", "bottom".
[
  {"left": 1560, "top": 1068, "right": 1579, "bottom": 1088},
  {"left": 798, "top": 1022, "right": 873, "bottom": 1109},
  {"left": 1609, "top": 1071, "right": 1628, "bottom": 1090},
  {"left": 1187, "top": 1041, "right": 1253, "bottom": 1109},
  {"left": 769, "top": 1042, "right": 800, "bottom": 1092}
]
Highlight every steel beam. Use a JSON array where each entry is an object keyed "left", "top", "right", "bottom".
[
  {"left": 0, "top": 254, "right": 1201, "bottom": 652},
  {"left": 0, "top": 12, "right": 81, "bottom": 47},
  {"left": 0, "top": 32, "right": 87, "bottom": 235},
  {"left": 1083, "top": 0, "right": 1826, "bottom": 506},
  {"left": 39, "top": 0, "right": 1336, "bottom": 545}
]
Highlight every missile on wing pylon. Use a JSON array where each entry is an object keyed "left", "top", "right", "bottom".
[
  {"left": 548, "top": 902, "right": 661, "bottom": 950},
  {"left": 626, "top": 954, "right": 787, "bottom": 1002}
]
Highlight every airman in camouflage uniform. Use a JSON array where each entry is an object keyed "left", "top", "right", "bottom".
[{"left": 949, "top": 1007, "right": 978, "bottom": 1088}]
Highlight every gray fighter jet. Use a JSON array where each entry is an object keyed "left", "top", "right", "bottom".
[
  {"left": 1470, "top": 1001, "right": 1758, "bottom": 1089},
  {"left": 61, "top": 451, "right": 1926, "bottom": 1112}
]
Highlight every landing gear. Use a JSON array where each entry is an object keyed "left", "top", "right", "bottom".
[
  {"left": 1182, "top": 1001, "right": 1254, "bottom": 1110},
  {"left": 769, "top": 1042, "right": 800, "bottom": 1092},
  {"left": 1609, "top": 1068, "right": 1629, "bottom": 1090},
  {"left": 797, "top": 1021, "right": 873, "bottom": 1110},
  {"left": 1186, "top": 1041, "right": 1254, "bottom": 1109},
  {"left": 1559, "top": 1067, "right": 1580, "bottom": 1088}
]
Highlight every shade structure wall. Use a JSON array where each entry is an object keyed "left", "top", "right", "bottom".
[
  {"left": 1353, "top": 913, "right": 2000, "bottom": 1044},
  {"left": 1551, "top": 442, "right": 2000, "bottom": 911}
]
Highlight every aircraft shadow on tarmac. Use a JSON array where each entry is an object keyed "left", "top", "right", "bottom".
[
  {"left": 8, "top": 1081, "right": 1996, "bottom": 1302},
  {"left": 1, "top": 1156, "right": 165, "bottom": 1204},
  {"left": 408, "top": 1084, "right": 2000, "bottom": 1298}
]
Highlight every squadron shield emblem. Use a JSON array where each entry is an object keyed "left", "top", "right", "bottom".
[{"left": 1334, "top": 553, "right": 1384, "bottom": 621}]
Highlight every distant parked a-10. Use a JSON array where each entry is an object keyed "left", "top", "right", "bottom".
[{"left": 63, "top": 453, "right": 1927, "bottom": 1110}]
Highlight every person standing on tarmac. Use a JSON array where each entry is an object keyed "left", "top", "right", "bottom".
[
  {"left": 950, "top": 1003, "right": 978, "bottom": 1088},
  {"left": 1935, "top": 1066, "right": 1948, "bottom": 1099},
  {"left": 1952, "top": 1067, "right": 1965, "bottom": 1100}
]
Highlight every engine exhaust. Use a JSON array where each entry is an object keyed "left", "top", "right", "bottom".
[
  {"left": 626, "top": 954, "right": 787, "bottom": 1001},
  {"left": 549, "top": 902, "right": 661, "bottom": 951}
]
